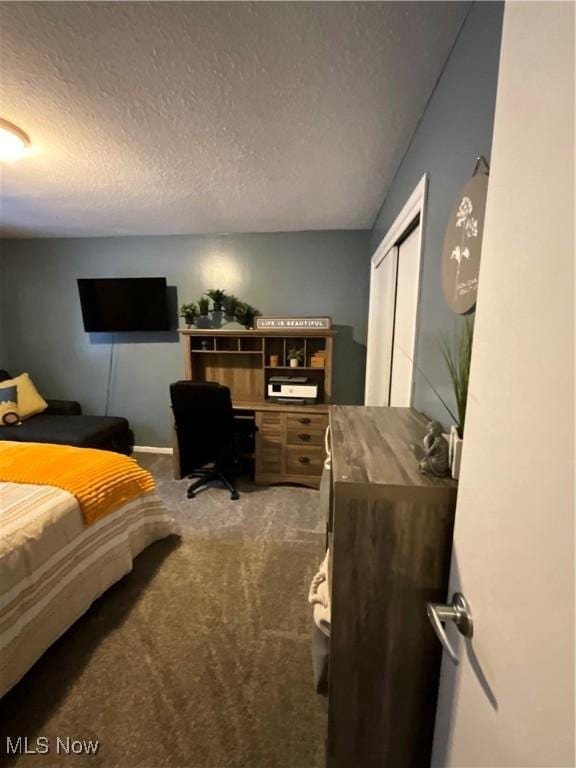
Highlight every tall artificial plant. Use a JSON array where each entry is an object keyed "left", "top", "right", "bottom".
[{"left": 440, "top": 317, "right": 474, "bottom": 438}]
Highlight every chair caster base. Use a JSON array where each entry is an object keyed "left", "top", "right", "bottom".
[{"left": 185, "top": 471, "right": 239, "bottom": 501}]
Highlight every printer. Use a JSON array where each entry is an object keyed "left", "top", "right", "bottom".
[{"left": 267, "top": 376, "right": 318, "bottom": 404}]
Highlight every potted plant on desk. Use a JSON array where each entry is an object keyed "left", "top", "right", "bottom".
[
  {"left": 204, "top": 289, "right": 228, "bottom": 328},
  {"left": 205, "top": 289, "right": 227, "bottom": 313},
  {"left": 223, "top": 294, "right": 241, "bottom": 321},
  {"left": 180, "top": 303, "right": 199, "bottom": 328},
  {"left": 195, "top": 296, "right": 211, "bottom": 328},
  {"left": 235, "top": 302, "right": 261, "bottom": 329},
  {"left": 287, "top": 346, "right": 304, "bottom": 368}
]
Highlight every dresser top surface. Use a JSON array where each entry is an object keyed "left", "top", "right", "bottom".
[{"left": 329, "top": 405, "right": 457, "bottom": 490}]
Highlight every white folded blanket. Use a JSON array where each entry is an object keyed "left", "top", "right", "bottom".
[
  {"left": 313, "top": 581, "right": 331, "bottom": 637},
  {"left": 308, "top": 550, "right": 331, "bottom": 637}
]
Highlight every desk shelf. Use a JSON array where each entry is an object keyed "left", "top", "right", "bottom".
[{"left": 178, "top": 328, "right": 335, "bottom": 488}]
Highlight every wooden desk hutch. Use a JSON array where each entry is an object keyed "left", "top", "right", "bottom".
[{"left": 175, "top": 328, "right": 335, "bottom": 488}]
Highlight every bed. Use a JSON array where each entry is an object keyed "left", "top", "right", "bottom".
[{"left": 0, "top": 444, "right": 176, "bottom": 698}]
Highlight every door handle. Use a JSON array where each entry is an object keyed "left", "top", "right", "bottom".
[{"left": 426, "top": 592, "right": 473, "bottom": 666}]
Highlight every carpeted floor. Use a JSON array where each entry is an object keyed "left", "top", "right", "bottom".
[{"left": 0, "top": 455, "right": 327, "bottom": 768}]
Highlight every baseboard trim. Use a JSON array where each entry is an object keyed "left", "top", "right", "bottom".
[{"left": 133, "top": 446, "right": 173, "bottom": 455}]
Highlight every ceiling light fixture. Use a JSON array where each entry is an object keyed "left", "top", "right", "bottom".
[{"left": 0, "top": 118, "right": 31, "bottom": 161}]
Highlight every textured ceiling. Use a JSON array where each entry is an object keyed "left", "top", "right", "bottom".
[{"left": 0, "top": 2, "right": 469, "bottom": 238}]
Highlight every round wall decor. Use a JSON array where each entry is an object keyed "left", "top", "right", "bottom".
[{"left": 442, "top": 167, "right": 489, "bottom": 314}]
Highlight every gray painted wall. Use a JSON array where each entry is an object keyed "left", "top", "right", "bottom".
[
  {"left": 370, "top": 1, "right": 504, "bottom": 428},
  {"left": 1, "top": 231, "right": 370, "bottom": 445}
]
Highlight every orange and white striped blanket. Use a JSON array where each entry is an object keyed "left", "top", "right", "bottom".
[{"left": 0, "top": 441, "right": 156, "bottom": 525}]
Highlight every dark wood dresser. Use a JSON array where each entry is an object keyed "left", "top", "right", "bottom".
[{"left": 326, "top": 406, "right": 457, "bottom": 768}]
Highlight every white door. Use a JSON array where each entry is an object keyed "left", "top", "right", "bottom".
[
  {"left": 431, "top": 4, "right": 574, "bottom": 767},
  {"left": 365, "top": 197, "right": 424, "bottom": 408},
  {"left": 389, "top": 226, "right": 421, "bottom": 406},
  {"left": 364, "top": 245, "right": 397, "bottom": 406}
]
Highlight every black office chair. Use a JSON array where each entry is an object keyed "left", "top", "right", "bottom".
[{"left": 170, "top": 381, "right": 241, "bottom": 500}]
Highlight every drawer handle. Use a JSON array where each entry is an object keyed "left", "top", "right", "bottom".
[
  {"left": 299, "top": 433, "right": 311, "bottom": 441},
  {"left": 298, "top": 456, "right": 311, "bottom": 464},
  {"left": 298, "top": 417, "right": 311, "bottom": 425}
]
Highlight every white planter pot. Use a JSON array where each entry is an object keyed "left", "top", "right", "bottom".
[
  {"left": 290, "top": 358, "right": 299, "bottom": 368},
  {"left": 449, "top": 426, "right": 463, "bottom": 480}
]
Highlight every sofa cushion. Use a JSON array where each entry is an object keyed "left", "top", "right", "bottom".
[
  {"left": 0, "top": 414, "right": 131, "bottom": 449},
  {"left": 44, "top": 399, "right": 83, "bottom": 416}
]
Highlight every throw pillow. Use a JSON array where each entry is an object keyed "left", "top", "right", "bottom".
[
  {"left": 0, "top": 383, "right": 20, "bottom": 426},
  {"left": 2, "top": 373, "right": 48, "bottom": 420}
]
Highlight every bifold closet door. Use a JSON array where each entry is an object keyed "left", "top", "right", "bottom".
[
  {"left": 389, "top": 225, "right": 420, "bottom": 406},
  {"left": 364, "top": 248, "right": 397, "bottom": 406}
]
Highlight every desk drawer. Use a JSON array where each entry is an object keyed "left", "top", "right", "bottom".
[
  {"left": 256, "top": 413, "right": 282, "bottom": 440},
  {"left": 286, "top": 427, "right": 325, "bottom": 447},
  {"left": 260, "top": 437, "right": 282, "bottom": 473},
  {"left": 286, "top": 413, "right": 328, "bottom": 431},
  {"left": 258, "top": 412, "right": 282, "bottom": 434},
  {"left": 285, "top": 446, "right": 324, "bottom": 476},
  {"left": 255, "top": 411, "right": 282, "bottom": 474}
]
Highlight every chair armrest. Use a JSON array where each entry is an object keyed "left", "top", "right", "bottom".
[{"left": 44, "top": 399, "right": 83, "bottom": 416}]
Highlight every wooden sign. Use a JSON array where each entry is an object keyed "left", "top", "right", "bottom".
[
  {"left": 255, "top": 316, "right": 332, "bottom": 330},
  {"left": 442, "top": 169, "right": 489, "bottom": 314}
]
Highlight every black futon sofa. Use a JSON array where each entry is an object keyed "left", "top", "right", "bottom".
[{"left": 0, "top": 370, "right": 133, "bottom": 454}]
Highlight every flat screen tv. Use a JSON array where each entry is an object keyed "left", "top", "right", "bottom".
[{"left": 77, "top": 277, "right": 170, "bottom": 332}]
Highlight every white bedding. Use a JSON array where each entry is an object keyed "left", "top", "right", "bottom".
[{"left": 0, "top": 481, "right": 176, "bottom": 698}]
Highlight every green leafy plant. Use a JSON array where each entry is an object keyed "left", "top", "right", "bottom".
[
  {"left": 287, "top": 346, "right": 304, "bottom": 361},
  {"left": 205, "top": 289, "right": 227, "bottom": 312},
  {"left": 198, "top": 296, "right": 210, "bottom": 316},
  {"left": 223, "top": 294, "right": 241, "bottom": 318},
  {"left": 180, "top": 302, "right": 199, "bottom": 326},
  {"left": 440, "top": 317, "right": 474, "bottom": 437},
  {"left": 235, "top": 302, "right": 261, "bottom": 329}
]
